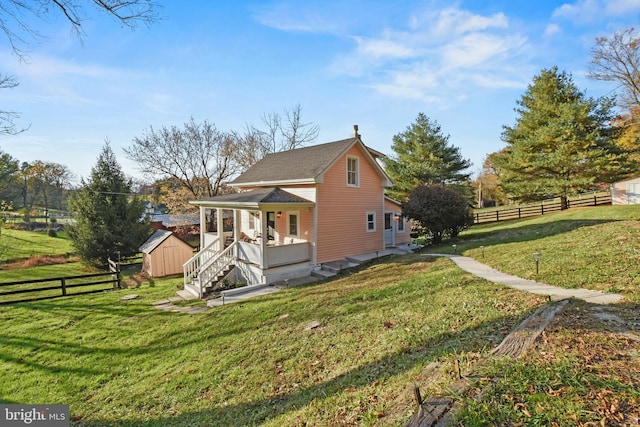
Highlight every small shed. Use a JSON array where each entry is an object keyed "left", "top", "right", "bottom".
[
  {"left": 140, "top": 229, "right": 194, "bottom": 278},
  {"left": 611, "top": 176, "right": 640, "bottom": 205}
]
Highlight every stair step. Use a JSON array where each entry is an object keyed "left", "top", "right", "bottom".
[{"left": 311, "top": 269, "right": 336, "bottom": 279}]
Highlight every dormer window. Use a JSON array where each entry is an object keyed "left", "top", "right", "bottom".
[{"left": 347, "top": 156, "right": 359, "bottom": 187}]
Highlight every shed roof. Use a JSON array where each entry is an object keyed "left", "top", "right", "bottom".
[{"left": 139, "top": 229, "right": 191, "bottom": 254}]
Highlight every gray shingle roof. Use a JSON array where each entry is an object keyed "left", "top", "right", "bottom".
[
  {"left": 231, "top": 138, "right": 357, "bottom": 185},
  {"left": 192, "top": 187, "right": 314, "bottom": 207}
]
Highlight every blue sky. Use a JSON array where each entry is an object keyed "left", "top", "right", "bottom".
[{"left": 2, "top": 0, "right": 640, "bottom": 184}]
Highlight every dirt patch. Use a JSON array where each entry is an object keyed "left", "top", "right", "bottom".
[{"left": 1, "top": 254, "right": 79, "bottom": 270}]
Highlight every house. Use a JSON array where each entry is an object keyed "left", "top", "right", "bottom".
[
  {"left": 184, "top": 126, "right": 412, "bottom": 298},
  {"left": 611, "top": 176, "right": 640, "bottom": 205},
  {"left": 140, "top": 229, "right": 195, "bottom": 278}
]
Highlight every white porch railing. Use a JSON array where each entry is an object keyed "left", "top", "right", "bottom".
[
  {"left": 237, "top": 241, "right": 310, "bottom": 268},
  {"left": 196, "top": 241, "right": 237, "bottom": 297},
  {"left": 183, "top": 237, "right": 219, "bottom": 287}
]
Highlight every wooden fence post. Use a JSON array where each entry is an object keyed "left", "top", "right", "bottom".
[{"left": 61, "top": 278, "right": 66, "bottom": 296}]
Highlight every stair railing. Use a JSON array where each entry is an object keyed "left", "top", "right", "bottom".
[{"left": 183, "top": 237, "right": 219, "bottom": 289}]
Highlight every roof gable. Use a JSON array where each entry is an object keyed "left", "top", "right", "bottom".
[
  {"left": 230, "top": 138, "right": 356, "bottom": 186},
  {"left": 231, "top": 136, "right": 391, "bottom": 187}
]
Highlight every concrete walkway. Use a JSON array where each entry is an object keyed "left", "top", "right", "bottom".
[{"left": 427, "top": 254, "right": 624, "bottom": 305}]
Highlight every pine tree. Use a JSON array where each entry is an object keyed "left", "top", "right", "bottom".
[
  {"left": 68, "top": 143, "right": 150, "bottom": 266},
  {"left": 496, "top": 67, "right": 634, "bottom": 207},
  {"left": 383, "top": 113, "right": 471, "bottom": 201}
]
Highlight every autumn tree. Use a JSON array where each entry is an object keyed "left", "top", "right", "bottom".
[
  {"left": 588, "top": 28, "right": 640, "bottom": 164},
  {"left": 497, "top": 67, "right": 633, "bottom": 208},
  {"left": 0, "top": 148, "right": 19, "bottom": 198},
  {"left": 383, "top": 113, "right": 471, "bottom": 201},
  {"left": 474, "top": 152, "right": 509, "bottom": 207},
  {"left": 67, "top": 143, "right": 150, "bottom": 266}
]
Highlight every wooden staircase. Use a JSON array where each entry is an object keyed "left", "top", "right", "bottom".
[{"left": 183, "top": 240, "right": 238, "bottom": 298}]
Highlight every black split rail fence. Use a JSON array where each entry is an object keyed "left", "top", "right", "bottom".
[
  {"left": 0, "top": 260, "right": 121, "bottom": 305},
  {"left": 473, "top": 192, "right": 612, "bottom": 224}
]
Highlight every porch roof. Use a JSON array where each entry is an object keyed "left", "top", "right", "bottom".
[{"left": 190, "top": 187, "right": 315, "bottom": 210}]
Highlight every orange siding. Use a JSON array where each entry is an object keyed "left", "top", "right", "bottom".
[{"left": 315, "top": 145, "right": 384, "bottom": 263}]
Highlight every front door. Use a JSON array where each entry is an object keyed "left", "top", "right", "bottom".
[
  {"left": 266, "top": 211, "right": 276, "bottom": 241},
  {"left": 384, "top": 212, "right": 394, "bottom": 247}
]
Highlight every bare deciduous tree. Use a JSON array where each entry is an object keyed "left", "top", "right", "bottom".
[
  {"left": 588, "top": 27, "right": 640, "bottom": 110},
  {"left": 0, "top": 0, "right": 158, "bottom": 58},
  {"left": 259, "top": 103, "right": 320, "bottom": 153},
  {"left": 125, "top": 118, "right": 240, "bottom": 212},
  {"left": 1, "top": 0, "right": 158, "bottom": 135},
  {"left": 0, "top": 74, "right": 27, "bottom": 136},
  {"left": 235, "top": 103, "right": 320, "bottom": 170}
]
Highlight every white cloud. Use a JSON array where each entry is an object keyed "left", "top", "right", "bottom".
[
  {"left": 328, "top": 5, "right": 529, "bottom": 106},
  {"left": 552, "top": 0, "right": 640, "bottom": 23},
  {"left": 355, "top": 37, "right": 415, "bottom": 59},
  {"left": 544, "top": 23, "right": 561, "bottom": 37}
]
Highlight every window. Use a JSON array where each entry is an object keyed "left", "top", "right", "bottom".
[
  {"left": 248, "top": 212, "right": 256, "bottom": 230},
  {"left": 347, "top": 157, "right": 359, "bottom": 187},
  {"left": 287, "top": 212, "right": 299, "bottom": 237},
  {"left": 366, "top": 211, "right": 376, "bottom": 232},
  {"left": 397, "top": 214, "right": 405, "bottom": 232}
]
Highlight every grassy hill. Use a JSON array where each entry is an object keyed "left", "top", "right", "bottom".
[{"left": 0, "top": 205, "right": 638, "bottom": 425}]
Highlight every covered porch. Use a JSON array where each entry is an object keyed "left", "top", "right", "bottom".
[{"left": 184, "top": 187, "right": 316, "bottom": 297}]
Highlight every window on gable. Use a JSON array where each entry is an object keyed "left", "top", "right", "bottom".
[
  {"left": 347, "top": 157, "right": 359, "bottom": 187},
  {"left": 366, "top": 211, "right": 376, "bottom": 232}
]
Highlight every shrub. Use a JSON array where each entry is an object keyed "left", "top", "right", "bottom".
[{"left": 402, "top": 184, "right": 474, "bottom": 244}]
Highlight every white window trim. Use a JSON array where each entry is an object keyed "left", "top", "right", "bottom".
[
  {"left": 347, "top": 156, "right": 359, "bottom": 187},
  {"left": 287, "top": 211, "right": 300, "bottom": 237},
  {"left": 366, "top": 211, "right": 376, "bottom": 232}
]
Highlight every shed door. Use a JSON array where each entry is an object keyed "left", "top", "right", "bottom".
[
  {"left": 162, "top": 246, "right": 178, "bottom": 276},
  {"left": 627, "top": 183, "right": 640, "bottom": 204}
]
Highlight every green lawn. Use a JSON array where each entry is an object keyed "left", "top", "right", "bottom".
[
  {"left": 1, "top": 204, "right": 639, "bottom": 425},
  {"left": 0, "top": 228, "right": 74, "bottom": 261},
  {"left": 0, "top": 256, "right": 544, "bottom": 426},
  {"left": 428, "top": 204, "right": 640, "bottom": 302}
]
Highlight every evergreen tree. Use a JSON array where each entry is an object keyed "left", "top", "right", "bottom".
[
  {"left": 68, "top": 143, "right": 150, "bottom": 266},
  {"left": 383, "top": 113, "right": 471, "bottom": 201},
  {"left": 497, "top": 67, "right": 634, "bottom": 208}
]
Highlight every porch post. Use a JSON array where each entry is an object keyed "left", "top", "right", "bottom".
[
  {"left": 260, "top": 210, "right": 267, "bottom": 270},
  {"left": 233, "top": 209, "right": 240, "bottom": 242},
  {"left": 216, "top": 207, "right": 224, "bottom": 251},
  {"left": 199, "top": 206, "right": 206, "bottom": 250},
  {"left": 312, "top": 204, "right": 318, "bottom": 267}
]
